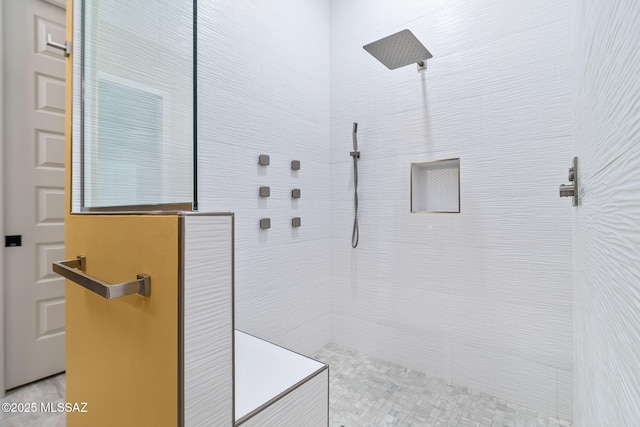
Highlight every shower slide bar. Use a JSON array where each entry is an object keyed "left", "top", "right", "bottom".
[
  {"left": 351, "top": 122, "right": 360, "bottom": 248},
  {"left": 53, "top": 256, "right": 151, "bottom": 299}
]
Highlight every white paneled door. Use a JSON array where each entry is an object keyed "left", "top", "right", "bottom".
[{"left": 3, "top": 0, "right": 66, "bottom": 389}]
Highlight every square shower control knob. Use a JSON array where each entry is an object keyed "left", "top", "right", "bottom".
[
  {"left": 291, "top": 160, "right": 300, "bottom": 170},
  {"left": 258, "top": 154, "right": 270, "bottom": 166},
  {"left": 291, "top": 189, "right": 301, "bottom": 199},
  {"left": 259, "top": 186, "right": 270, "bottom": 197},
  {"left": 259, "top": 218, "right": 271, "bottom": 229}
]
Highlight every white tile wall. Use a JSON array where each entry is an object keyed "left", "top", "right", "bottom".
[
  {"left": 197, "top": 0, "right": 331, "bottom": 355},
  {"left": 572, "top": 0, "right": 640, "bottom": 425},
  {"left": 330, "top": 0, "right": 573, "bottom": 419},
  {"left": 183, "top": 214, "right": 234, "bottom": 426},
  {"left": 240, "top": 370, "right": 328, "bottom": 426},
  {"left": 197, "top": 0, "right": 576, "bottom": 420}
]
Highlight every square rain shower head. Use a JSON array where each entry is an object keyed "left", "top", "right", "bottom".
[{"left": 363, "top": 29, "right": 433, "bottom": 70}]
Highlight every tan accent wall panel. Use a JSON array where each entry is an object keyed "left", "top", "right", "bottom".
[
  {"left": 65, "top": 4, "right": 179, "bottom": 426},
  {"left": 65, "top": 214, "right": 179, "bottom": 427}
]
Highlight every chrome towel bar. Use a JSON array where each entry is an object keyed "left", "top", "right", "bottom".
[{"left": 52, "top": 256, "right": 151, "bottom": 299}]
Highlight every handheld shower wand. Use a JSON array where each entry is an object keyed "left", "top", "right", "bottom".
[
  {"left": 352, "top": 122, "right": 359, "bottom": 152},
  {"left": 350, "top": 123, "right": 360, "bottom": 248}
]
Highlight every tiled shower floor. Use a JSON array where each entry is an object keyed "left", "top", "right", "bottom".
[
  {"left": 0, "top": 344, "right": 573, "bottom": 427},
  {"left": 311, "top": 343, "right": 573, "bottom": 427}
]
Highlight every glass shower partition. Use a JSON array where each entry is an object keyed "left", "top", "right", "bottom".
[{"left": 74, "top": 0, "right": 196, "bottom": 212}]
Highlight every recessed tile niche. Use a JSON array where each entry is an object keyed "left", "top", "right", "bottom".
[{"left": 411, "top": 158, "right": 460, "bottom": 213}]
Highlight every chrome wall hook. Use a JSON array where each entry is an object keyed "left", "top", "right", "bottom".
[
  {"left": 46, "top": 34, "right": 71, "bottom": 57},
  {"left": 47, "top": 34, "right": 71, "bottom": 56}
]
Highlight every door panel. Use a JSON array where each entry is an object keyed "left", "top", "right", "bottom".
[
  {"left": 4, "top": 0, "right": 66, "bottom": 389},
  {"left": 65, "top": 214, "right": 179, "bottom": 427}
]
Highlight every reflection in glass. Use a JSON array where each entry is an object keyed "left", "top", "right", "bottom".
[{"left": 82, "top": 0, "right": 194, "bottom": 209}]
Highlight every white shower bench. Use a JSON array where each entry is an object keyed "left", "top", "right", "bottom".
[{"left": 234, "top": 330, "right": 328, "bottom": 426}]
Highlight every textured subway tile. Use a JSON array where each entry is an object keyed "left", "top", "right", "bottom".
[
  {"left": 557, "top": 368, "right": 573, "bottom": 421},
  {"left": 246, "top": 0, "right": 331, "bottom": 56},
  {"left": 202, "top": 0, "right": 574, "bottom": 422},
  {"left": 514, "top": 0, "right": 570, "bottom": 32},
  {"left": 278, "top": 313, "right": 332, "bottom": 355},
  {"left": 573, "top": 0, "right": 640, "bottom": 424},
  {"left": 447, "top": 22, "right": 564, "bottom": 102},
  {"left": 438, "top": 0, "right": 516, "bottom": 52},
  {"left": 439, "top": 292, "right": 572, "bottom": 369},
  {"left": 329, "top": 0, "right": 572, "bottom": 420},
  {"left": 197, "top": 140, "right": 236, "bottom": 211},
  {"left": 375, "top": 324, "right": 451, "bottom": 379},
  {"left": 450, "top": 340, "right": 560, "bottom": 417},
  {"left": 330, "top": 312, "right": 380, "bottom": 357},
  {"left": 198, "top": 0, "right": 331, "bottom": 355}
]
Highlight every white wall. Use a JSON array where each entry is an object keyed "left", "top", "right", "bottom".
[
  {"left": 0, "top": 0, "right": 6, "bottom": 396},
  {"left": 197, "top": 0, "right": 331, "bottom": 355},
  {"left": 572, "top": 0, "right": 640, "bottom": 424},
  {"left": 183, "top": 214, "right": 234, "bottom": 426},
  {"left": 330, "top": 0, "right": 573, "bottom": 419}
]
